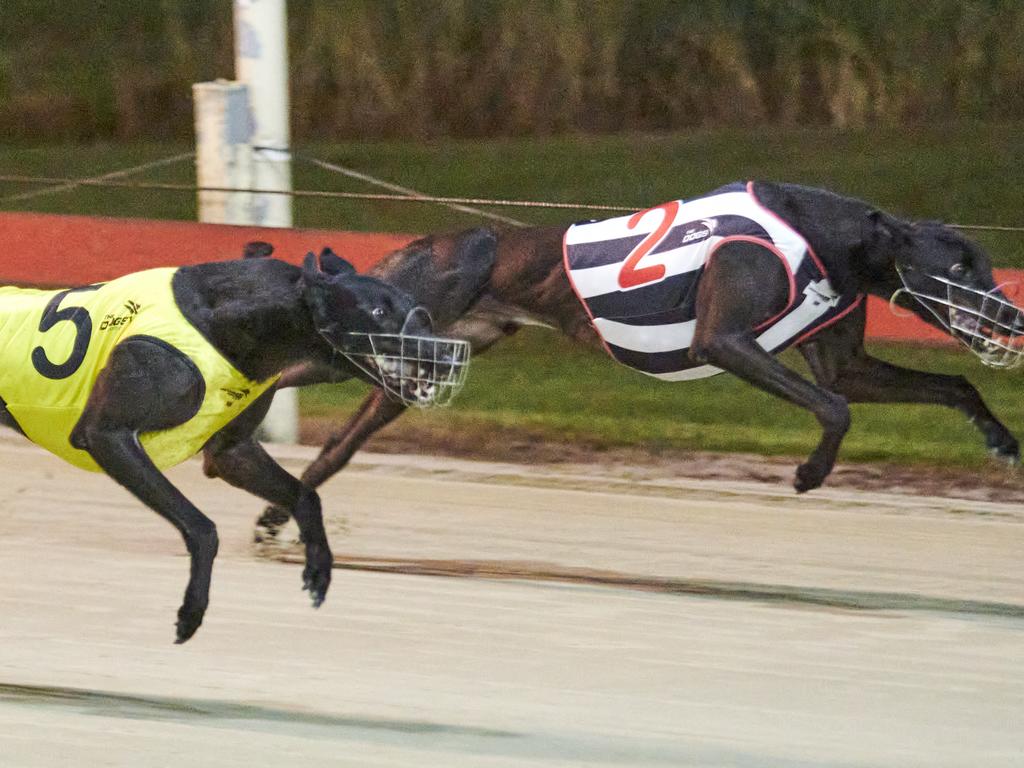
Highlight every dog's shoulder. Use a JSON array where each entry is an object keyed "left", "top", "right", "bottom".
[{"left": 172, "top": 259, "right": 300, "bottom": 323}]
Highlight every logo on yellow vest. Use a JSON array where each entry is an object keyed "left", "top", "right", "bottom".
[
  {"left": 99, "top": 300, "right": 141, "bottom": 331},
  {"left": 221, "top": 387, "right": 252, "bottom": 406}
]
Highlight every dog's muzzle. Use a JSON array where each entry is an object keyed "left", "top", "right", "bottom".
[
  {"left": 894, "top": 268, "right": 1024, "bottom": 369},
  {"left": 337, "top": 332, "right": 471, "bottom": 407}
]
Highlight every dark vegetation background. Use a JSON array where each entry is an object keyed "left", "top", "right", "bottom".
[{"left": 3, "top": 0, "right": 1024, "bottom": 141}]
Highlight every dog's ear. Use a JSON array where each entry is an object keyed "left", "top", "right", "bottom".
[
  {"left": 865, "top": 210, "right": 912, "bottom": 247},
  {"left": 862, "top": 209, "right": 913, "bottom": 273},
  {"left": 318, "top": 247, "right": 357, "bottom": 277},
  {"left": 302, "top": 251, "right": 320, "bottom": 280},
  {"left": 377, "top": 228, "right": 497, "bottom": 327},
  {"left": 302, "top": 249, "right": 357, "bottom": 283},
  {"left": 438, "top": 227, "right": 497, "bottom": 321},
  {"left": 302, "top": 252, "right": 351, "bottom": 324},
  {"left": 242, "top": 241, "right": 274, "bottom": 259}
]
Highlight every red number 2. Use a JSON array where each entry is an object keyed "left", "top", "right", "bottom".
[{"left": 617, "top": 201, "right": 680, "bottom": 289}]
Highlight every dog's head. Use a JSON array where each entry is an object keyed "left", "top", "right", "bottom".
[
  {"left": 882, "top": 218, "right": 1024, "bottom": 368},
  {"left": 301, "top": 247, "right": 424, "bottom": 340},
  {"left": 300, "top": 248, "right": 470, "bottom": 405}
]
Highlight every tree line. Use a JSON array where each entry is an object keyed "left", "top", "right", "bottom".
[{"left": 2, "top": 0, "right": 1022, "bottom": 141}]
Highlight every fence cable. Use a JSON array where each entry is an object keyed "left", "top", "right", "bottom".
[
  {"left": 2, "top": 166, "right": 1024, "bottom": 235},
  {"left": 284, "top": 149, "right": 530, "bottom": 228},
  {"left": 0, "top": 152, "right": 195, "bottom": 203},
  {"left": 0, "top": 174, "right": 637, "bottom": 214}
]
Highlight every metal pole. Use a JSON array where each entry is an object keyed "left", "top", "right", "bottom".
[
  {"left": 233, "top": 0, "right": 299, "bottom": 443},
  {"left": 234, "top": 0, "right": 293, "bottom": 229}
]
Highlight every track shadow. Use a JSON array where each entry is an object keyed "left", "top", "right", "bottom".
[
  {"left": 0, "top": 682, "right": 518, "bottom": 740},
  {"left": 0, "top": 681, "right": 880, "bottom": 767},
  {"left": 272, "top": 555, "right": 1024, "bottom": 620}
]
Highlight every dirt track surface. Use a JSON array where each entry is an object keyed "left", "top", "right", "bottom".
[{"left": 1, "top": 433, "right": 1022, "bottom": 767}]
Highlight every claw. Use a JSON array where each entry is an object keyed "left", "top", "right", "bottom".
[
  {"left": 299, "top": 542, "right": 332, "bottom": 609},
  {"left": 175, "top": 603, "right": 206, "bottom": 644},
  {"left": 793, "top": 461, "right": 826, "bottom": 494},
  {"left": 175, "top": 621, "right": 199, "bottom": 644}
]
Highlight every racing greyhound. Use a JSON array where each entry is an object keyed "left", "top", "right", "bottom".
[
  {"left": 257, "top": 181, "right": 1023, "bottom": 535},
  {"left": 0, "top": 250, "right": 467, "bottom": 643}
]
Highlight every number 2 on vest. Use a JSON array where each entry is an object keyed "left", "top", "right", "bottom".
[
  {"left": 617, "top": 201, "right": 680, "bottom": 290},
  {"left": 31, "top": 285, "right": 102, "bottom": 380}
]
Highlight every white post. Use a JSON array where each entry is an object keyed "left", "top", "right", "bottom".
[
  {"left": 194, "top": 1, "right": 298, "bottom": 443},
  {"left": 193, "top": 80, "right": 253, "bottom": 225},
  {"left": 234, "top": 0, "right": 299, "bottom": 444},
  {"left": 234, "top": 0, "right": 293, "bottom": 230}
]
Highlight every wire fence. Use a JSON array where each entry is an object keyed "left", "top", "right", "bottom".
[
  {"left": 0, "top": 153, "right": 196, "bottom": 204},
  {"left": 2, "top": 150, "right": 1024, "bottom": 236},
  {"left": 287, "top": 149, "right": 530, "bottom": 228}
]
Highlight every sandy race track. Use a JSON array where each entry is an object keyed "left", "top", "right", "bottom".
[{"left": 0, "top": 432, "right": 1022, "bottom": 767}]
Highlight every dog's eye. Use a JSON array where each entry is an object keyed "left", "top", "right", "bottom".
[
  {"left": 949, "top": 263, "right": 968, "bottom": 279},
  {"left": 372, "top": 307, "right": 386, "bottom": 319}
]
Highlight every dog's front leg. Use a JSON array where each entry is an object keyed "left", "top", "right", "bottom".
[
  {"left": 73, "top": 339, "right": 215, "bottom": 643},
  {"left": 690, "top": 241, "right": 851, "bottom": 492},
  {"left": 798, "top": 303, "right": 1020, "bottom": 464},
  {"left": 255, "top": 387, "right": 406, "bottom": 541},
  {"left": 204, "top": 392, "right": 333, "bottom": 607},
  {"left": 693, "top": 330, "right": 851, "bottom": 492}
]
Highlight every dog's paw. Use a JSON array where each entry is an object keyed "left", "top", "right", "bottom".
[
  {"left": 302, "top": 541, "right": 333, "bottom": 608},
  {"left": 988, "top": 436, "right": 1020, "bottom": 466},
  {"left": 793, "top": 461, "right": 827, "bottom": 494},
  {"left": 174, "top": 601, "right": 207, "bottom": 644}
]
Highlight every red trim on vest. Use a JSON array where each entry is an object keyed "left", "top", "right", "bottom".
[
  {"left": 746, "top": 181, "right": 829, "bottom": 279},
  {"left": 705, "top": 235, "right": 798, "bottom": 332},
  {"left": 561, "top": 226, "right": 616, "bottom": 360},
  {"left": 793, "top": 293, "right": 866, "bottom": 346}
]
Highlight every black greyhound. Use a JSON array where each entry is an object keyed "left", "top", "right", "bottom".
[
  {"left": 0, "top": 250, "right": 466, "bottom": 642},
  {"left": 257, "top": 181, "right": 1022, "bottom": 535}
]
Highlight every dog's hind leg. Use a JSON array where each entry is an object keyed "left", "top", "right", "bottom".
[
  {"left": 798, "top": 303, "right": 1019, "bottom": 463},
  {"left": 72, "top": 338, "right": 215, "bottom": 643},
  {"left": 691, "top": 241, "right": 851, "bottom": 493},
  {"left": 204, "top": 391, "right": 333, "bottom": 606}
]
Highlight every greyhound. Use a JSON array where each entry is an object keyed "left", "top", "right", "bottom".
[
  {"left": 257, "top": 181, "right": 1023, "bottom": 536},
  {"left": 0, "top": 250, "right": 467, "bottom": 643}
]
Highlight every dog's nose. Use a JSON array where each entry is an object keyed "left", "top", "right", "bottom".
[{"left": 401, "top": 306, "right": 434, "bottom": 335}]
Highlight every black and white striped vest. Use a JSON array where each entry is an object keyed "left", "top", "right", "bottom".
[{"left": 562, "top": 181, "right": 864, "bottom": 380}]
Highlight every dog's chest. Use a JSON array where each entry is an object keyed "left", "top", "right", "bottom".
[{"left": 562, "top": 183, "right": 856, "bottom": 380}]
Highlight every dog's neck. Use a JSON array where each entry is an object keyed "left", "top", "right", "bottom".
[
  {"left": 488, "top": 226, "right": 599, "bottom": 344},
  {"left": 750, "top": 182, "right": 905, "bottom": 298},
  {"left": 173, "top": 260, "right": 333, "bottom": 381}
]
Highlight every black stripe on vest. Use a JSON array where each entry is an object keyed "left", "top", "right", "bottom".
[{"left": 581, "top": 269, "right": 704, "bottom": 320}]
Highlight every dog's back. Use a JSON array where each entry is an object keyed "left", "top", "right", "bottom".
[{"left": 0, "top": 285, "right": 56, "bottom": 338}]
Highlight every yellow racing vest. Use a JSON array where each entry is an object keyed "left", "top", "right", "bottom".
[{"left": 0, "top": 268, "right": 279, "bottom": 472}]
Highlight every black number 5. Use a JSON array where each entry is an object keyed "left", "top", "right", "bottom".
[{"left": 31, "top": 285, "right": 102, "bottom": 380}]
